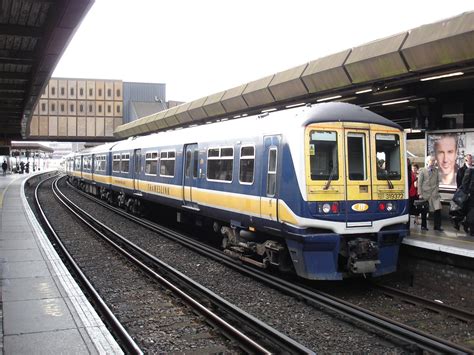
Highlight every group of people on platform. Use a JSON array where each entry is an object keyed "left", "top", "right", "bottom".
[
  {"left": 1, "top": 160, "right": 33, "bottom": 176},
  {"left": 408, "top": 153, "right": 474, "bottom": 236}
]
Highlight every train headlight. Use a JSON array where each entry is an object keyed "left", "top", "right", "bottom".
[
  {"left": 386, "top": 202, "right": 394, "bottom": 212},
  {"left": 322, "top": 203, "right": 331, "bottom": 213}
]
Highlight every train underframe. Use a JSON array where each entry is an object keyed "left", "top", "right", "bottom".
[{"left": 72, "top": 178, "right": 404, "bottom": 280}]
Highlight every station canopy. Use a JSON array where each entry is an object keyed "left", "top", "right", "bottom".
[
  {"left": 115, "top": 11, "right": 474, "bottom": 138},
  {"left": 0, "top": 0, "right": 94, "bottom": 141}
]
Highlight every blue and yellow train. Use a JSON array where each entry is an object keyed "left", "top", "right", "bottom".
[{"left": 66, "top": 102, "right": 408, "bottom": 280}]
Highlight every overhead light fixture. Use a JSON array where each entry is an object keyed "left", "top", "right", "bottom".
[
  {"left": 382, "top": 99, "right": 410, "bottom": 106},
  {"left": 286, "top": 102, "right": 306, "bottom": 108},
  {"left": 355, "top": 89, "right": 372, "bottom": 94},
  {"left": 261, "top": 108, "right": 277, "bottom": 113},
  {"left": 420, "top": 71, "right": 464, "bottom": 82},
  {"left": 317, "top": 95, "right": 342, "bottom": 102}
]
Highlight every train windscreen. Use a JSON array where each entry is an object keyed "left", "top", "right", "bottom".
[
  {"left": 309, "top": 130, "right": 338, "bottom": 181},
  {"left": 375, "top": 134, "right": 401, "bottom": 180}
]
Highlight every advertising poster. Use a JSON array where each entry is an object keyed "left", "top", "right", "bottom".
[{"left": 426, "top": 131, "right": 474, "bottom": 190}]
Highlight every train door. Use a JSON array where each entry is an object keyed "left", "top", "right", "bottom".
[
  {"left": 133, "top": 149, "right": 142, "bottom": 194},
  {"left": 80, "top": 155, "right": 84, "bottom": 179},
  {"left": 91, "top": 154, "right": 96, "bottom": 182},
  {"left": 183, "top": 143, "right": 199, "bottom": 209},
  {"left": 260, "top": 135, "right": 281, "bottom": 222},
  {"left": 343, "top": 128, "right": 372, "bottom": 224}
]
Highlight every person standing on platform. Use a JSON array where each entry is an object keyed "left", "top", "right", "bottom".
[
  {"left": 409, "top": 163, "right": 420, "bottom": 224},
  {"left": 454, "top": 154, "right": 472, "bottom": 231},
  {"left": 418, "top": 156, "right": 443, "bottom": 231},
  {"left": 456, "top": 154, "right": 472, "bottom": 187},
  {"left": 2, "top": 160, "right": 7, "bottom": 176},
  {"left": 461, "top": 164, "right": 474, "bottom": 236}
]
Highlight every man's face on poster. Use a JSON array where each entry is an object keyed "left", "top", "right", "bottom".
[{"left": 434, "top": 136, "right": 457, "bottom": 174}]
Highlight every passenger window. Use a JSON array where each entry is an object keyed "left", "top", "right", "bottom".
[
  {"left": 239, "top": 146, "right": 255, "bottom": 184},
  {"left": 266, "top": 148, "right": 277, "bottom": 196},
  {"left": 207, "top": 147, "right": 233, "bottom": 182},
  {"left": 145, "top": 152, "right": 158, "bottom": 175},
  {"left": 121, "top": 154, "right": 130, "bottom": 173},
  {"left": 160, "top": 151, "right": 175, "bottom": 177},
  {"left": 112, "top": 154, "right": 121, "bottom": 172}
]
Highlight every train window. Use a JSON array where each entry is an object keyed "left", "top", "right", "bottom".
[
  {"left": 347, "top": 133, "right": 367, "bottom": 181},
  {"left": 207, "top": 147, "right": 233, "bottom": 182},
  {"left": 266, "top": 148, "right": 277, "bottom": 196},
  {"left": 376, "top": 134, "right": 401, "bottom": 180},
  {"left": 239, "top": 146, "right": 255, "bottom": 184},
  {"left": 309, "top": 131, "right": 338, "bottom": 181},
  {"left": 121, "top": 153, "right": 130, "bottom": 173},
  {"left": 145, "top": 152, "right": 158, "bottom": 175},
  {"left": 95, "top": 155, "right": 106, "bottom": 172},
  {"left": 112, "top": 154, "right": 121, "bottom": 172},
  {"left": 185, "top": 150, "right": 192, "bottom": 178},
  {"left": 160, "top": 151, "right": 175, "bottom": 177},
  {"left": 193, "top": 150, "right": 199, "bottom": 178},
  {"left": 75, "top": 157, "right": 81, "bottom": 170}
]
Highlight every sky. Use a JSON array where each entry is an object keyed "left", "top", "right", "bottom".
[{"left": 52, "top": 0, "right": 473, "bottom": 103}]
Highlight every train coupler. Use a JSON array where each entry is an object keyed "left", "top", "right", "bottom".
[{"left": 347, "top": 238, "right": 380, "bottom": 274}]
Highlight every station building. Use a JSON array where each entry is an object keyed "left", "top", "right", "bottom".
[{"left": 27, "top": 78, "right": 181, "bottom": 141}]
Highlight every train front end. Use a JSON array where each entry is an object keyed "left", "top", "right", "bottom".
[{"left": 283, "top": 107, "right": 408, "bottom": 280}]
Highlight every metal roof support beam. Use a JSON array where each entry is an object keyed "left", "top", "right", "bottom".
[
  {"left": 0, "top": 24, "right": 43, "bottom": 38},
  {"left": 0, "top": 71, "right": 30, "bottom": 81}
]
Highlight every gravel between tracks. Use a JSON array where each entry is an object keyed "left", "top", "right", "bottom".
[
  {"left": 32, "top": 179, "right": 238, "bottom": 354},
  {"left": 51, "top": 178, "right": 410, "bottom": 353}
]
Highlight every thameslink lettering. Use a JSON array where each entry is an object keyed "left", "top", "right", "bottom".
[
  {"left": 148, "top": 184, "right": 170, "bottom": 195},
  {"left": 114, "top": 179, "right": 127, "bottom": 186}
]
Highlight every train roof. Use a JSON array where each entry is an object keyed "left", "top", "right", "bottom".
[
  {"left": 78, "top": 103, "right": 402, "bottom": 154},
  {"left": 304, "top": 102, "right": 403, "bottom": 130}
]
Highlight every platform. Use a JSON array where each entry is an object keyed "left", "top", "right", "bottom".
[
  {"left": 1, "top": 172, "right": 473, "bottom": 353},
  {"left": 0, "top": 173, "right": 122, "bottom": 354},
  {"left": 405, "top": 213, "right": 474, "bottom": 259}
]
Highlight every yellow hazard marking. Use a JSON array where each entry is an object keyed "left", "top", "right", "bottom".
[{"left": 0, "top": 176, "right": 21, "bottom": 209}]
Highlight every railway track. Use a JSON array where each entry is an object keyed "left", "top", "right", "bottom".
[
  {"left": 61, "top": 175, "right": 474, "bottom": 354},
  {"left": 35, "top": 175, "right": 312, "bottom": 354},
  {"left": 371, "top": 283, "right": 474, "bottom": 323}
]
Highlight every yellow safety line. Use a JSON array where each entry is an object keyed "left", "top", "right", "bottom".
[{"left": 0, "top": 176, "right": 21, "bottom": 208}]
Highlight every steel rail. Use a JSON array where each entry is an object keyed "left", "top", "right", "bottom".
[
  {"left": 371, "top": 283, "right": 474, "bottom": 323},
  {"left": 33, "top": 176, "right": 143, "bottom": 355},
  {"left": 56, "top": 178, "right": 312, "bottom": 354},
  {"left": 65, "top": 177, "right": 473, "bottom": 354}
]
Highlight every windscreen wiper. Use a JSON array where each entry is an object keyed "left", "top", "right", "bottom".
[
  {"left": 324, "top": 165, "right": 337, "bottom": 190},
  {"left": 383, "top": 170, "right": 394, "bottom": 189}
]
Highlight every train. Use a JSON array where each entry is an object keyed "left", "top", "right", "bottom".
[{"left": 66, "top": 102, "right": 409, "bottom": 280}]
